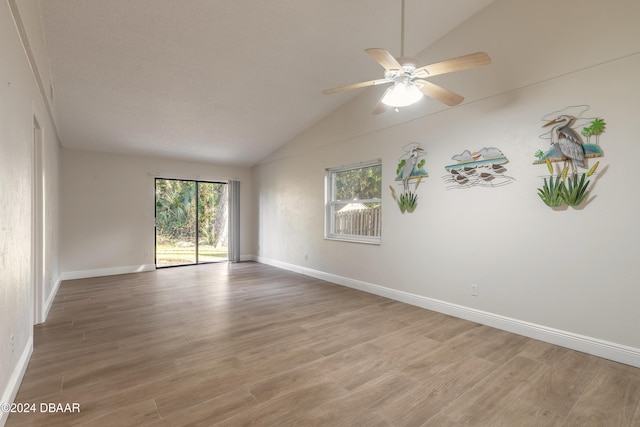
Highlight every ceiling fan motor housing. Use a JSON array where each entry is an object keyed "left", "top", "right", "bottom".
[
  {"left": 384, "top": 57, "right": 426, "bottom": 84},
  {"left": 398, "top": 57, "right": 419, "bottom": 71}
]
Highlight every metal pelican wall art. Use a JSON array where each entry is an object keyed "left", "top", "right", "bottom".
[{"left": 442, "top": 147, "right": 514, "bottom": 190}]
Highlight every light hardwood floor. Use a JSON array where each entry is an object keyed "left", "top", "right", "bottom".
[{"left": 7, "top": 262, "right": 640, "bottom": 426}]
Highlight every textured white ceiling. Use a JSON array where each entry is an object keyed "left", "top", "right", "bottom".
[{"left": 39, "top": 0, "right": 494, "bottom": 166}]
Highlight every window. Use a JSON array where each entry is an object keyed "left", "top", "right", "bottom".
[{"left": 325, "top": 160, "right": 382, "bottom": 244}]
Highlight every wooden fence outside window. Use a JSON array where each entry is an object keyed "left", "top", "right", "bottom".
[{"left": 334, "top": 205, "right": 381, "bottom": 237}]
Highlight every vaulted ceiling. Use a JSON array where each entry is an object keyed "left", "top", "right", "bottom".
[{"left": 39, "top": 0, "right": 494, "bottom": 166}]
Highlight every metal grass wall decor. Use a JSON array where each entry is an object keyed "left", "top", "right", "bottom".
[
  {"left": 534, "top": 105, "right": 605, "bottom": 209},
  {"left": 390, "top": 142, "right": 428, "bottom": 213},
  {"left": 442, "top": 147, "right": 514, "bottom": 190}
]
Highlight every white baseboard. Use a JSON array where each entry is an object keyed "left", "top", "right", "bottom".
[
  {"left": 41, "top": 276, "right": 62, "bottom": 323},
  {"left": 255, "top": 256, "right": 640, "bottom": 369},
  {"left": 60, "top": 264, "right": 156, "bottom": 281},
  {"left": 0, "top": 336, "right": 33, "bottom": 427}
]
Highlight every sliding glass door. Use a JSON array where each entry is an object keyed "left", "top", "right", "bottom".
[
  {"left": 197, "top": 181, "right": 228, "bottom": 263},
  {"left": 155, "top": 179, "right": 228, "bottom": 267}
]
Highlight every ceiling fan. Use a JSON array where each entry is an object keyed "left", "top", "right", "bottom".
[{"left": 322, "top": 0, "right": 491, "bottom": 114}]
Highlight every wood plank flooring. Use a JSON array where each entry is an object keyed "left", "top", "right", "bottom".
[{"left": 7, "top": 262, "right": 640, "bottom": 426}]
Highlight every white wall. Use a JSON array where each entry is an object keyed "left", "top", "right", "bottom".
[
  {"left": 61, "top": 149, "right": 252, "bottom": 278},
  {"left": 1, "top": 0, "right": 61, "bottom": 423},
  {"left": 253, "top": 0, "right": 640, "bottom": 365}
]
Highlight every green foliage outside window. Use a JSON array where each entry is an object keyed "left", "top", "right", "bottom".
[
  {"left": 334, "top": 164, "right": 382, "bottom": 202},
  {"left": 155, "top": 179, "right": 227, "bottom": 247}
]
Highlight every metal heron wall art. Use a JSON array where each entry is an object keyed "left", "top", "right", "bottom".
[
  {"left": 534, "top": 106, "right": 606, "bottom": 208},
  {"left": 390, "top": 143, "right": 428, "bottom": 213}
]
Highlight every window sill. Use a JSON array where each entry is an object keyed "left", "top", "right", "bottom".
[{"left": 324, "top": 235, "right": 381, "bottom": 245}]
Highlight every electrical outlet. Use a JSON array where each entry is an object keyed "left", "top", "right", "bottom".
[{"left": 471, "top": 284, "right": 479, "bottom": 297}]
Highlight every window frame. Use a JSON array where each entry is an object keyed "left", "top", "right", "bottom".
[{"left": 325, "top": 159, "right": 382, "bottom": 244}]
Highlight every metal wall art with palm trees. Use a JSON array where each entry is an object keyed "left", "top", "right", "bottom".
[
  {"left": 534, "top": 105, "right": 606, "bottom": 208},
  {"left": 442, "top": 147, "right": 514, "bottom": 190},
  {"left": 390, "top": 143, "right": 428, "bottom": 213}
]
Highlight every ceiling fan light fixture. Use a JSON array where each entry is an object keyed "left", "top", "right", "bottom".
[{"left": 381, "top": 81, "right": 423, "bottom": 107}]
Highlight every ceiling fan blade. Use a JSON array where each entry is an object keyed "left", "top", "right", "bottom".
[
  {"left": 414, "top": 52, "right": 491, "bottom": 77},
  {"left": 322, "top": 78, "right": 389, "bottom": 95},
  {"left": 372, "top": 87, "right": 391, "bottom": 114},
  {"left": 365, "top": 48, "right": 403, "bottom": 71},
  {"left": 414, "top": 79, "right": 464, "bottom": 106}
]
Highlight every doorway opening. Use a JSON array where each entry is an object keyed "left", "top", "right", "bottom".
[{"left": 155, "top": 178, "right": 228, "bottom": 268}]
